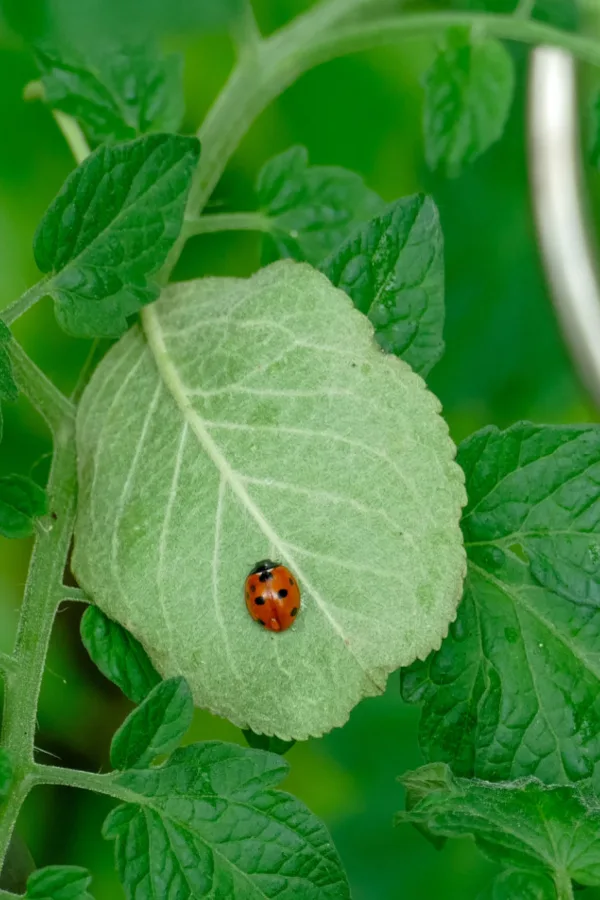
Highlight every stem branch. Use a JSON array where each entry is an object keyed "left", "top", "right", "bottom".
[
  {"left": 2, "top": 281, "right": 50, "bottom": 327},
  {"left": 183, "top": 211, "right": 272, "bottom": 237},
  {"left": 8, "top": 339, "right": 75, "bottom": 435}
]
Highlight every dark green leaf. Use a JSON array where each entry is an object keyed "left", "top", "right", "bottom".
[
  {"left": 80, "top": 605, "right": 161, "bottom": 703},
  {"left": 110, "top": 676, "right": 193, "bottom": 770},
  {"left": 0, "top": 475, "right": 47, "bottom": 539},
  {"left": 34, "top": 133, "right": 200, "bottom": 337},
  {"left": 103, "top": 741, "right": 350, "bottom": 899},
  {"left": 0, "top": 749, "right": 14, "bottom": 801},
  {"left": 243, "top": 728, "right": 296, "bottom": 755},
  {"left": 422, "top": 28, "right": 515, "bottom": 176},
  {"left": 399, "top": 764, "right": 600, "bottom": 893},
  {"left": 402, "top": 423, "right": 600, "bottom": 784},
  {"left": 0, "top": 320, "right": 18, "bottom": 443},
  {"left": 35, "top": 43, "right": 184, "bottom": 146},
  {"left": 589, "top": 88, "right": 600, "bottom": 170},
  {"left": 256, "top": 145, "right": 384, "bottom": 265},
  {"left": 479, "top": 869, "right": 556, "bottom": 900},
  {"left": 321, "top": 194, "right": 444, "bottom": 376},
  {"left": 25, "top": 865, "right": 94, "bottom": 899}
]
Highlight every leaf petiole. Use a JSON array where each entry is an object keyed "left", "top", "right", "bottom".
[
  {"left": 1, "top": 280, "right": 50, "bottom": 327},
  {"left": 183, "top": 211, "right": 273, "bottom": 237}
]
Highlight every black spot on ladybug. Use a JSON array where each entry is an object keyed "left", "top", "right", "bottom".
[
  {"left": 289, "top": 578, "right": 294, "bottom": 585},
  {"left": 259, "top": 570, "right": 273, "bottom": 582},
  {"left": 245, "top": 591, "right": 250, "bottom": 600},
  {"left": 290, "top": 607, "right": 298, "bottom": 617},
  {"left": 278, "top": 589, "right": 288, "bottom": 599},
  {"left": 250, "top": 584, "right": 256, "bottom": 592},
  {"left": 255, "top": 596, "right": 265, "bottom": 606}
]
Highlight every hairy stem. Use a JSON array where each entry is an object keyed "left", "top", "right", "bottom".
[
  {"left": 555, "top": 872, "right": 575, "bottom": 900},
  {"left": 1, "top": 281, "right": 50, "bottom": 327},
  {"left": 32, "top": 764, "right": 136, "bottom": 805},
  {"left": 0, "top": 423, "right": 77, "bottom": 868},
  {"left": 184, "top": 211, "right": 272, "bottom": 237},
  {"left": 0, "top": 655, "right": 17, "bottom": 678},
  {"left": 230, "top": 0, "right": 263, "bottom": 59},
  {"left": 8, "top": 340, "right": 75, "bottom": 435}
]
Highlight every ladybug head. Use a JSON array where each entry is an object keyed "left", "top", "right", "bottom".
[{"left": 249, "top": 558, "right": 278, "bottom": 575}]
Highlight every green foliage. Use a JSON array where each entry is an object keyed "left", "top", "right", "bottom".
[
  {"left": 0, "top": 475, "right": 47, "bottom": 539},
  {"left": 479, "top": 869, "right": 556, "bottom": 900},
  {"left": 399, "top": 763, "right": 600, "bottom": 894},
  {"left": 110, "top": 676, "right": 193, "bottom": 770},
  {"left": 34, "top": 133, "right": 200, "bottom": 337},
  {"left": 103, "top": 741, "right": 350, "bottom": 899},
  {"left": 321, "top": 194, "right": 444, "bottom": 377},
  {"left": 402, "top": 423, "right": 600, "bottom": 784},
  {"left": 35, "top": 43, "right": 185, "bottom": 145},
  {"left": 0, "top": 750, "right": 14, "bottom": 801},
  {"left": 256, "top": 146, "right": 384, "bottom": 265},
  {"left": 243, "top": 729, "right": 296, "bottom": 755},
  {"left": 80, "top": 606, "right": 161, "bottom": 703},
  {"left": 589, "top": 88, "right": 600, "bottom": 170},
  {"left": 23, "top": 865, "right": 94, "bottom": 899},
  {"left": 0, "top": 321, "right": 18, "bottom": 442},
  {"left": 73, "top": 261, "right": 466, "bottom": 740},
  {"left": 422, "top": 28, "right": 515, "bottom": 176}
]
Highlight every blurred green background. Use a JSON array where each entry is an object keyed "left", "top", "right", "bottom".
[{"left": 0, "top": 0, "right": 597, "bottom": 898}]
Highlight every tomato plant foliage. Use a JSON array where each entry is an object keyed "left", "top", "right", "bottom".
[{"left": 0, "top": 3, "right": 597, "bottom": 900}]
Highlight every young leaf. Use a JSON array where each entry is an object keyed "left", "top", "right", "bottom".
[
  {"left": 110, "top": 676, "right": 193, "bottom": 770},
  {"left": 422, "top": 28, "right": 515, "bottom": 176},
  {"left": 399, "top": 763, "right": 600, "bottom": 894},
  {"left": 321, "top": 194, "right": 444, "bottom": 377},
  {"left": 24, "top": 865, "right": 94, "bottom": 899},
  {"left": 80, "top": 605, "right": 161, "bottom": 703},
  {"left": 479, "top": 869, "right": 556, "bottom": 900},
  {"left": 103, "top": 741, "right": 350, "bottom": 899},
  {"left": 72, "top": 260, "right": 466, "bottom": 740},
  {"left": 243, "top": 728, "right": 296, "bottom": 755},
  {"left": 0, "top": 475, "right": 47, "bottom": 539},
  {"left": 35, "top": 43, "right": 184, "bottom": 146},
  {"left": 0, "top": 748, "right": 14, "bottom": 801},
  {"left": 34, "top": 133, "right": 200, "bottom": 337},
  {"left": 0, "top": 320, "right": 18, "bottom": 443},
  {"left": 402, "top": 423, "right": 600, "bottom": 784},
  {"left": 256, "top": 146, "right": 384, "bottom": 265}
]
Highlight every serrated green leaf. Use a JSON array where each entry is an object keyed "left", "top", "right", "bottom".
[
  {"left": 0, "top": 749, "right": 14, "bottom": 801},
  {"left": 0, "top": 320, "right": 18, "bottom": 444},
  {"left": 321, "top": 194, "right": 444, "bottom": 377},
  {"left": 0, "top": 475, "right": 47, "bottom": 539},
  {"left": 110, "top": 676, "right": 193, "bottom": 770},
  {"left": 80, "top": 605, "right": 160, "bottom": 703},
  {"left": 479, "top": 869, "right": 556, "bottom": 900},
  {"left": 25, "top": 865, "right": 94, "bottom": 899},
  {"left": 399, "top": 764, "right": 600, "bottom": 893},
  {"left": 243, "top": 728, "right": 295, "bottom": 755},
  {"left": 72, "top": 260, "right": 466, "bottom": 740},
  {"left": 422, "top": 28, "right": 515, "bottom": 176},
  {"left": 34, "top": 133, "right": 200, "bottom": 337},
  {"left": 256, "top": 146, "right": 385, "bottom": 265},
  {"left": 103, "top": 741, "right": 350, "bottom": 899},
  {"left": 402, "top": 423, "right": 600, "bottom": 784},
  {"left": 35, "top": 43, "right": 184, "bottom": 146}
]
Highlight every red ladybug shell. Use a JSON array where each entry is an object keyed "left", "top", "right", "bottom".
[{"left": 245, "top": 559, "right": 300, "bottom": 632}]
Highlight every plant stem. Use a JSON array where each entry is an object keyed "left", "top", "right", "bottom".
[
  {"left": 31, "top": 764, "right": 133, "bottom": 804},
  {"left": 0, "top": 654, "right": 17, "bottom": 678},
  {"left": 1, "top": 281, "right": 50, "bottom": 327},
  {"left": 555, "top": 871, "right": 575, "bottom": 900},
  {"left": 8, "top": 340, "right": 75, "bottom": 435},
  {"left": 52, "top": 111, "right": 90, "bottom": 165},
  {"left": 0, "top": 424, "right": 77, "bottom": 868},
  {"left": 59, "top": 586, "right": 89, "bottom": 604},
  {"left": 230, "top": 0, "right": 262, "bottom": 59},
  {"left": 183, "top": 211, "right": 273, "bottom": 237}
]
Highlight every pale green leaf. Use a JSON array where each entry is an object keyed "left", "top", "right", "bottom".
[
  {"left": 72, "top": 260, "right": 466, "bottom": 740},
  {"left": 321, "top": 194, "right": 444, "bottom": 376},
  {"left": 399, "top": 763, "right": 600, "bottom": 893},
  {"left": 25, "top": 865, "right": 94, "bottom": 899},
  {"left": 34, "top": 133, "right": 200, "bottom": 337},
  {"left": 402, "top": 423, "right": 600, "bottom": 784},
  {"left": 257, "top": 146, "right": 384, "bottom": 265},
  {"left": 110, "top": 676, "right": 193, "bottom": 770},
  {"left": 35, "top": 43, "right": 184, "bottom": 145},
  {"left": 423, "top": 28, "right": 515, "bottom": 176},
  {"left": 103, "top": 741, "right": 350, "bottom": 899},
  {"left": 0, "top": 475, "right": 48, "bottom": 539},
  {"left": 80, "top": 605, "right": 160, "bottom": 703}
]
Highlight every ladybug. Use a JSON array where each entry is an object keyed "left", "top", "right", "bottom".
[{"left": 245, "top": 559, "right": 301, "bottom": 632}]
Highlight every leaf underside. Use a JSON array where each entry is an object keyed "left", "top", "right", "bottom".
[{"left": 73, "top": 260, "right": 465, "bottom": 740}]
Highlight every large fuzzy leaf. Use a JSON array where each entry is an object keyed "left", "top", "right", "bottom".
[{"left": 73, "top": 261, "right": 465, "bottom": 739}]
